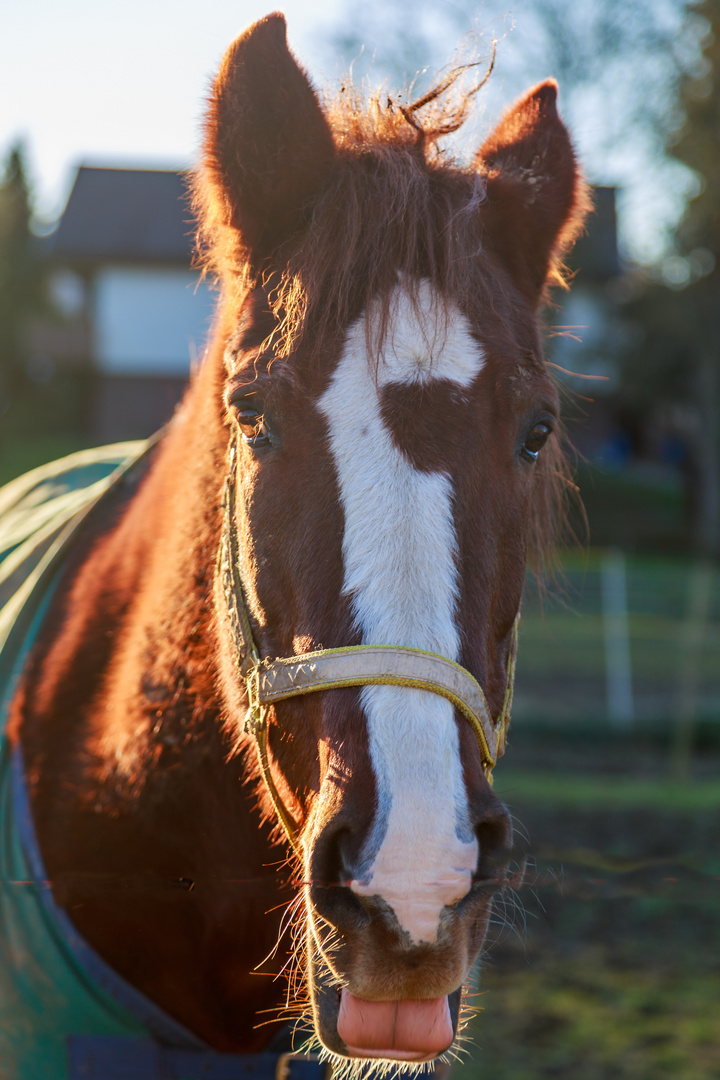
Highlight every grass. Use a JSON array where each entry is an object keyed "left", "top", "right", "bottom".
[
  {"left": 493, "top": 769, "right": 720, "bottom": 812},
  {"left": 452, "top": 751, "right": 720, "bottom": 1080},
  {"left": 0, "top": 433, "right": 92, "bottom": 488},
  {"left": 454, "top": 957, "right": 720, "bottom": 1080},
  {"left": 513, "top": 551, "right": 720, "bottom": 727},
  {"left": 571, "top": 461, "right": 690, "bottom": 555}
]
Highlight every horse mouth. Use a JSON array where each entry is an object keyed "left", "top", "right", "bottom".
[{"left": 309, "top": 954, "right": 461, "bottom": 1064}]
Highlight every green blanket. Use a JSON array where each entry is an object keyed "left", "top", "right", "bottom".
[{"left": 0, "top": 443, "right": 206, "bottom": 1078}]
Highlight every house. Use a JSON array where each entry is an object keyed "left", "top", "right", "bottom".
[{"left": 45, "top": 166, "right": 217, "bottom": 441}]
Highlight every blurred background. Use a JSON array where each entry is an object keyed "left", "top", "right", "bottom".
[{"left": 1, "top": 1, "right": 718, "bottom": 1076}]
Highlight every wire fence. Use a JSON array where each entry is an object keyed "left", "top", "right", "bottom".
[{"left": 514, "top": 551, "right": 720, "bottom": 737}]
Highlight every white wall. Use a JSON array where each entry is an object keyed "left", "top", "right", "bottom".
[{"left": 94, "top": 266, "right": 217, "bottom": 375}]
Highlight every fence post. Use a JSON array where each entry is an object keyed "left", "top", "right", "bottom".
[
  {"left": 601, "top": 547, "right": 634, "bottom": 729},
  {"left": 673, "top": 560, "right": 713, "bottom": 782}
]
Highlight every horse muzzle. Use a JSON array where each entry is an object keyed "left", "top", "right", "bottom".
[{"left": 304, "top": 807, "right": 513, "bottom": 1064}]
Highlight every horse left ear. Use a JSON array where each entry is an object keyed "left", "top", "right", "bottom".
[
  {"left": 200, "top": 13, "right": 335, "bottom": 262},
  {"left": 476, "top": 81, "right": 589, "bottom": 305}
]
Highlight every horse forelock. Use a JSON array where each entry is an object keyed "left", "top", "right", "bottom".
[{"left": 198, "top": 109, "right": 494, "bottom": 363}]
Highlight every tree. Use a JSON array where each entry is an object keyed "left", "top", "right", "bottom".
[
  {"left": 622, "top": 0, "right": 720, "bottom": 556},
  {"left": 0, "top": 142, "right": 45, "bottom": 424},
  {"left": 673, "top": 0, "right": 720, "bottom": 261},
  {"left": 675, "top": 0, "right": 720, "bottom": 555}
]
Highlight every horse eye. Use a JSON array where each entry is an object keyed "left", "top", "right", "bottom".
[
  {"left": 230, "top": 397, "right": 272, "bottom": 448},
  {"left": 520, "top": 421, "right": 552, "bottom": 463}
]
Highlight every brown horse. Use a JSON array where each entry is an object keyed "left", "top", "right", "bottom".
[{"left": 5, "top": 11, "right": 587, "bottom": 1074}]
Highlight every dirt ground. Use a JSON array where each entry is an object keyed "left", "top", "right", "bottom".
[{"left": 453, "top": 737, "right": 720, "bottom": 1080}]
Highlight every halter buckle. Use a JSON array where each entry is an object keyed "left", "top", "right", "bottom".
[{"left": 244, "top": 664, "right": 267, "bottom": 736}]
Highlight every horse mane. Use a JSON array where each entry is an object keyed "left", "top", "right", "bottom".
[{"left": 193, "top": 62, "right": 583, "bottom": 572}]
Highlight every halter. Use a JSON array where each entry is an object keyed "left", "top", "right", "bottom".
[{"left": 215, "top": 440, "right": 518, "bottom": 857}]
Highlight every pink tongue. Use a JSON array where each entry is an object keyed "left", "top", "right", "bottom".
[{"left": 337, "top": 990, "right": 453, "bottom": 1060}]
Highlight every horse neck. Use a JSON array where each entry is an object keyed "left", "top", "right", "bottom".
[
  {"left": 84, "top": 348, "right": 230, "bottom": 778},
  {"left": 13, "top": 346, "right": 297, "bottom": 1049},
  {"left": 20, "top": 344, "right": 247, "bottom": 845}
]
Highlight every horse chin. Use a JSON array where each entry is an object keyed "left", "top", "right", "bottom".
[{"left": 308, "top": 953, "right": 462, "bottom": 1067}]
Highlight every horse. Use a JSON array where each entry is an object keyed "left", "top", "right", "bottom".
[{"left": 0, "top": 11, "right": 588, "bottom": 1077}]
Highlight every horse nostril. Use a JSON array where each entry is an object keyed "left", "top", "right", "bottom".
[
  {"left": 309, "top": 818, "right": 372, "bottom": 938},
  {"left": 311, "top": 816, "right": 366, "bottom": 890},
  {"left": 315, "top": 828, "right": 350, "bottom": 888},
  {"left": 474, "top": 807, "right": 514, "bottom": 883}
]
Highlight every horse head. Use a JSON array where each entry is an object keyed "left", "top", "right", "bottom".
[{"left": 197, "top": 13, "right": 587, "bottom": 1066}]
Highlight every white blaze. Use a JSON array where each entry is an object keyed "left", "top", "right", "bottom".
[{"left": 318, "top": 281, "right": 485, "bottom": 944}]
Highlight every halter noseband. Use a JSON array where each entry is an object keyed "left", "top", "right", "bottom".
[{"left": 215, "top": 440, "right": 518, "bottom": 857}]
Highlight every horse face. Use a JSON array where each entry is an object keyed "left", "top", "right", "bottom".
[{"left": 202, "top": 14, "right": 585, "bottom": 1064}]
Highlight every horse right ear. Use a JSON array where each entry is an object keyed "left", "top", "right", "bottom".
[
  {"left": 476, "top": 81, "right": 589, "bottom": 305},
  {"left": 200, "top": 13, "right": 335, "bottom": 262}
]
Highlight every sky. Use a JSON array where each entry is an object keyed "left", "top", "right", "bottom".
[
  {"left": 1, "top": 0, "right": 338, "bottom": 222},
  {"left": 2, "top": 0, "right": 698, "bottom": 263}
]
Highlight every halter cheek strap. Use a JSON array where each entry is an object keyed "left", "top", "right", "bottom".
[{"left": 215, "top": 441, "right": 519, "bottom": 857}]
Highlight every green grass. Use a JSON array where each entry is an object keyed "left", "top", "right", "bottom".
[
  {"left": 453, "top": 957, "right": 720, "bottom": 1080},
  {"left": 0, "top": 434, "right": 93, "bottom": 488},
  {"left": 573, "top": 462, "right": 690, "bottom": 555},
  {"left": 452, "top": 756, "right": 720, "bottom": 1080},
  {"left": 493, "top": 769, "right": 720, "bottom": 812},
  {"left": 513, "top": 551, "right": 720, "bottom": 726}
]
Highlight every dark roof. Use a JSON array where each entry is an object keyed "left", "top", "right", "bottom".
[
  {"left": 48, "top": 167, "right": 619, "bottom": 281},
  {"left": 48, "top": 167, "right": 196, "bottom": 264}
]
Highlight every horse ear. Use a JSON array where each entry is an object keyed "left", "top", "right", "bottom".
[
  {"left": 476, "top": 81, "right": 589, "bottom": 305},
  {"left": 201, "top": 12, "right": 335, "bottom": 260}
]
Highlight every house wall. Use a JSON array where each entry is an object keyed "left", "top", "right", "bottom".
[
  {"left": 94, "top": 266, "right": 217, "bottom": 375},
  {"left": 93, "top": 374, "right": 188, "bottom": 443}
]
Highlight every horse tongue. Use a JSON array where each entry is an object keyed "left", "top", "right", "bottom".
[{"left": 337, "top": 990, "right": 453, "bottom": 1060}]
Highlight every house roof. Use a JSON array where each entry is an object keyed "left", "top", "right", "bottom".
[
  {"left": 48, "top": 167, "right": 196, "bottom": 264},
  {"left": 47, "top": 166, "right": 619, "bottom": 280}
]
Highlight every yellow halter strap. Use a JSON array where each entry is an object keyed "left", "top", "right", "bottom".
[{"left": 215, "top": 442, "right": 519, "bottom": 857}]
